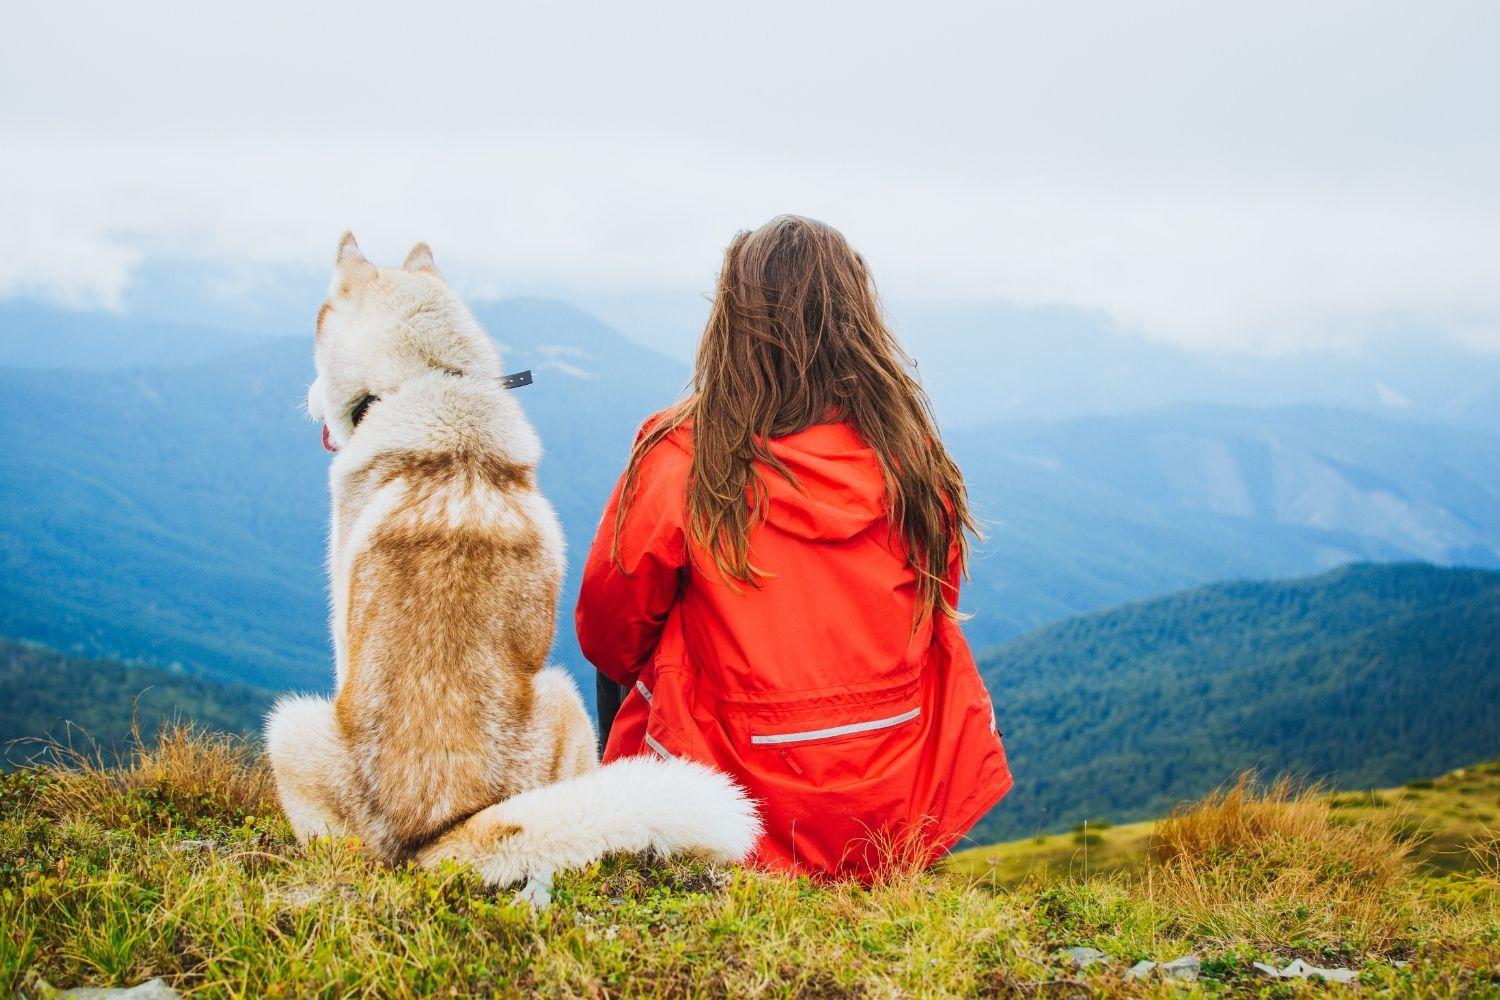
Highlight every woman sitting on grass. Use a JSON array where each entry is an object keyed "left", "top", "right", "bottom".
[{"left": 576, "top": 215, "right": 1011, "bottom": 880}]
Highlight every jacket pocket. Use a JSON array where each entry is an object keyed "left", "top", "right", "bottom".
[
  {"left": 719, "top": 671, "right": 923, "bottom": 787},
  {"left": 747, "top": 705, "right": 922, "bottom": 748}
]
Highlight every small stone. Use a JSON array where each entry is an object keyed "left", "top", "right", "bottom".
[
  {"left": 169, "top": 839, "right": 218, "bottom": 854},
  {"left": 1161, "top": 955, "right": 1201, "bottom": 982},
  {"left": 1259, "top": 959, "right": 1359, "bottom": 983},
  {"left": 1125, "top": 960, "right": 1156, "bottom": 980},
  {"left": 1311, "top": 966, "right": 1359, "bottom": 984},
  {"left": 64, "top": 983, "right": 180, "bottom": 995},
  {"left": 1064, "top": 946, "right": 1108, "bottom": 969}
]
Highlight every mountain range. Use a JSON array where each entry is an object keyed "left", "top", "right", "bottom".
[
  {"left": 949, "top": 405, "right": 1500, "bottom": 648},
  {"left": 0, "top": 298, "right": 682, "bottom": 691},
  {"left": 4, "top": 295, "right": 1500, "bottom": 696},
  {"left": 576, "top": 294, "right": 1500, "bottom": 432}
]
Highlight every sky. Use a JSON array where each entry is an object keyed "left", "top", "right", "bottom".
[{"left": 2, "top": 0, "right": 1498, "bottom": 355}]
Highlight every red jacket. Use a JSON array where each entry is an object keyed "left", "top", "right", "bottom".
[{"left": 575, "top": 417, "right": 1012, "bottom": 880}]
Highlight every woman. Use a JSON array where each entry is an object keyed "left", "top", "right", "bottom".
[{"left": 575, "top": 216, "right": 1011, "bottom": 880}]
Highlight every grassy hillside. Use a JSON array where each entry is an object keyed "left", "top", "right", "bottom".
[
  {"left": 0, "top": 639, "right": 272, "bottom": 769},
  {"left": 972, "top": 562, "right": 1500, "bottom": 842},
  {"left": 3, "top": 730, "right": 1497, "bottom": 997},
  {"left": 952, "top": 761, "right": 1500, "bottom": 887}
]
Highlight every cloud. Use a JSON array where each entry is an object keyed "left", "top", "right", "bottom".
[{"left": 2, "top": 1, "right": 1498, "bottom": 353}]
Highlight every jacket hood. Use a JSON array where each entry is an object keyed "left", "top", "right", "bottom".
[
  {"left": 650, "top": 417, "right": 888, "bottom": 543},
  {"left": 759, "top": 423, "right": 887, "bottom": 542}
]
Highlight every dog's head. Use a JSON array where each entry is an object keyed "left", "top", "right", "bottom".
[{"left": 308, "top": 232, "right": 500, "bottom": 451}]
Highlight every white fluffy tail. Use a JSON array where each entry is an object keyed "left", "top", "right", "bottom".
[{"left": 416, "top": 755, "right": 762, "bottom": 888}]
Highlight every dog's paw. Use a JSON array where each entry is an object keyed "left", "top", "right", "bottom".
[{"left": 513, "top": 869, "right": 554, "bottom": 911}]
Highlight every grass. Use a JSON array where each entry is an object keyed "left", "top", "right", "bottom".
[
  {"left": 3, "top": 728, "right": 1499, "bottom": 997},
  {"left": 950, "top": 761, "right": 1500, "bottom": 887}
]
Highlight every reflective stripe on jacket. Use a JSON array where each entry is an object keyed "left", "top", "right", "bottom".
[{"left": 575, "top": 416, "right": 1012, "bottom": 880}]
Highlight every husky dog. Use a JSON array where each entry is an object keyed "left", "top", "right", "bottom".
[{"left": 264, "top": 233, "right": 759, "bottom": 890}]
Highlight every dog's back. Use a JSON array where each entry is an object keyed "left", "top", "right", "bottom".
[
  {"left": 272, "top": 235, "right": 592, "bottom": 862},
  {"left": 333, "top": 376, "right": 569, "bottom": 857}
]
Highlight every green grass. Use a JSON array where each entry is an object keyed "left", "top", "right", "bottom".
[{"left": 3, "top": 730, "right": 1499, "bottom": 998}]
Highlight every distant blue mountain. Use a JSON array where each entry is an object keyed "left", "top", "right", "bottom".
[
  {"left": 0, "top": 299, "right": 274, "bottom": 370},
  {"left": 0, "top": 298, "right": 685, "bottom": 693},
  {"left": 892, "top": 300, "right": 1500, "bottom": 432},
  {"left": 951, "top": 405, "right": 1500, "bottom": 648}
]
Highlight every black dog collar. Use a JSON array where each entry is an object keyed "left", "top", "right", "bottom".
[{"left": 349, "top": 368, "right": 534, "bottom": 429}]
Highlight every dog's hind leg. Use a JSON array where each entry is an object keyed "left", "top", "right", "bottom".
[
  {"left": 264, "top": 695, "right": 355, "bottom": 842},
  {"left": 533, "top": 665, "right": 599, "bottom": 780}
]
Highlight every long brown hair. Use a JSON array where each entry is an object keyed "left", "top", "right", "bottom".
[{"left": 615, "top": 215, "right": 978, "bottom": 619}]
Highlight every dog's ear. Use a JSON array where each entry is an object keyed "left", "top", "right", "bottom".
[
  {"left": 402, "top": 242, "right": 441, "bottom": 277},
  {"left": 333, "top": 231, "right": 376, "bottom": 289}
]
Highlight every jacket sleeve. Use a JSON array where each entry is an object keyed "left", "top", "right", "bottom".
[{"left": 575, "top": 433, "right": 690, "bottom": 686}]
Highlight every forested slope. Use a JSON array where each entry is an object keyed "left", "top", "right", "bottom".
[{"left": 970, "top": 563, "right": 1500, "bottom": 841}]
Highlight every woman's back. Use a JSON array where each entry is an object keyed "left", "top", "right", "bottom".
[
  {"left": 668, "top": 419, "right": 930, "bottom": 696},
  {"left": 576, "top": 214, "right": 1011, "bottom": 878},
  {"left": 578, "top": 417, "right": 1011, "bottom": 878}
]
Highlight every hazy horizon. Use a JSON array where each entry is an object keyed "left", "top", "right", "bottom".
[{"left": 4, "top": 1, "right": 1498, "bottom": 360}]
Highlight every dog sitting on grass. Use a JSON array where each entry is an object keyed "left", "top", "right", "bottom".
[{"left": 264, "top": 233, "right": 759, "bottom": 898}]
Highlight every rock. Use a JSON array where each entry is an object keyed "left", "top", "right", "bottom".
[
  {"left": 68, "top": 980, "right": 181, "bottom": 999},
  {"left": 23, "top": 974, "right": 181, "bottom": 999},
  {"left": 1063, "top": 946, "right": 1108, "bottom": 968},
  {"left": 1253, "top": 959, "right": 1359, "bottom": 983},
  {"left": 1160, "top": 955, "right": 1201, "bottom": 982},
  {"left": 1123, "top": 956, "right": 1199, "bottom": 983}
]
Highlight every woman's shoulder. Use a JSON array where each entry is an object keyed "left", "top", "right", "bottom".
[
  {"left": 634, "top": 405, "right": 695, "bottom": 452},
  {"left": 628, "top": 407, "right": 694, "bottom": 483}
]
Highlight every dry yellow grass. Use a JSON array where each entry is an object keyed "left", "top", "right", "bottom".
[
  {"left": 31, "top": 722, "right": 276, "bottom": 834},
  {"left": 1470, "top": 830, "right": 1500, "bottom": 883},
  {"left": 952, "top": 762, "right": 1500, "bottom": 887},
  {"left": 1145, "top": 772, "right": 1418, "bottom": 949}
]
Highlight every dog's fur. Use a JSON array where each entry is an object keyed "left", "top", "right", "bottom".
[{"left": 264, "top": 233, "right": 759, "bottom": 886}]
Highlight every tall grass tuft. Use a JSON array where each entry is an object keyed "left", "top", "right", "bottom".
[
  {"left": 1468, "top": 829, "right": 1500, "bottom": 884},
  {"left": 32, "top": 721, "right": 275, "bottom": 834},
  {"left": 1145, "top": 772, "right": 1418, "bottom": 949}
]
